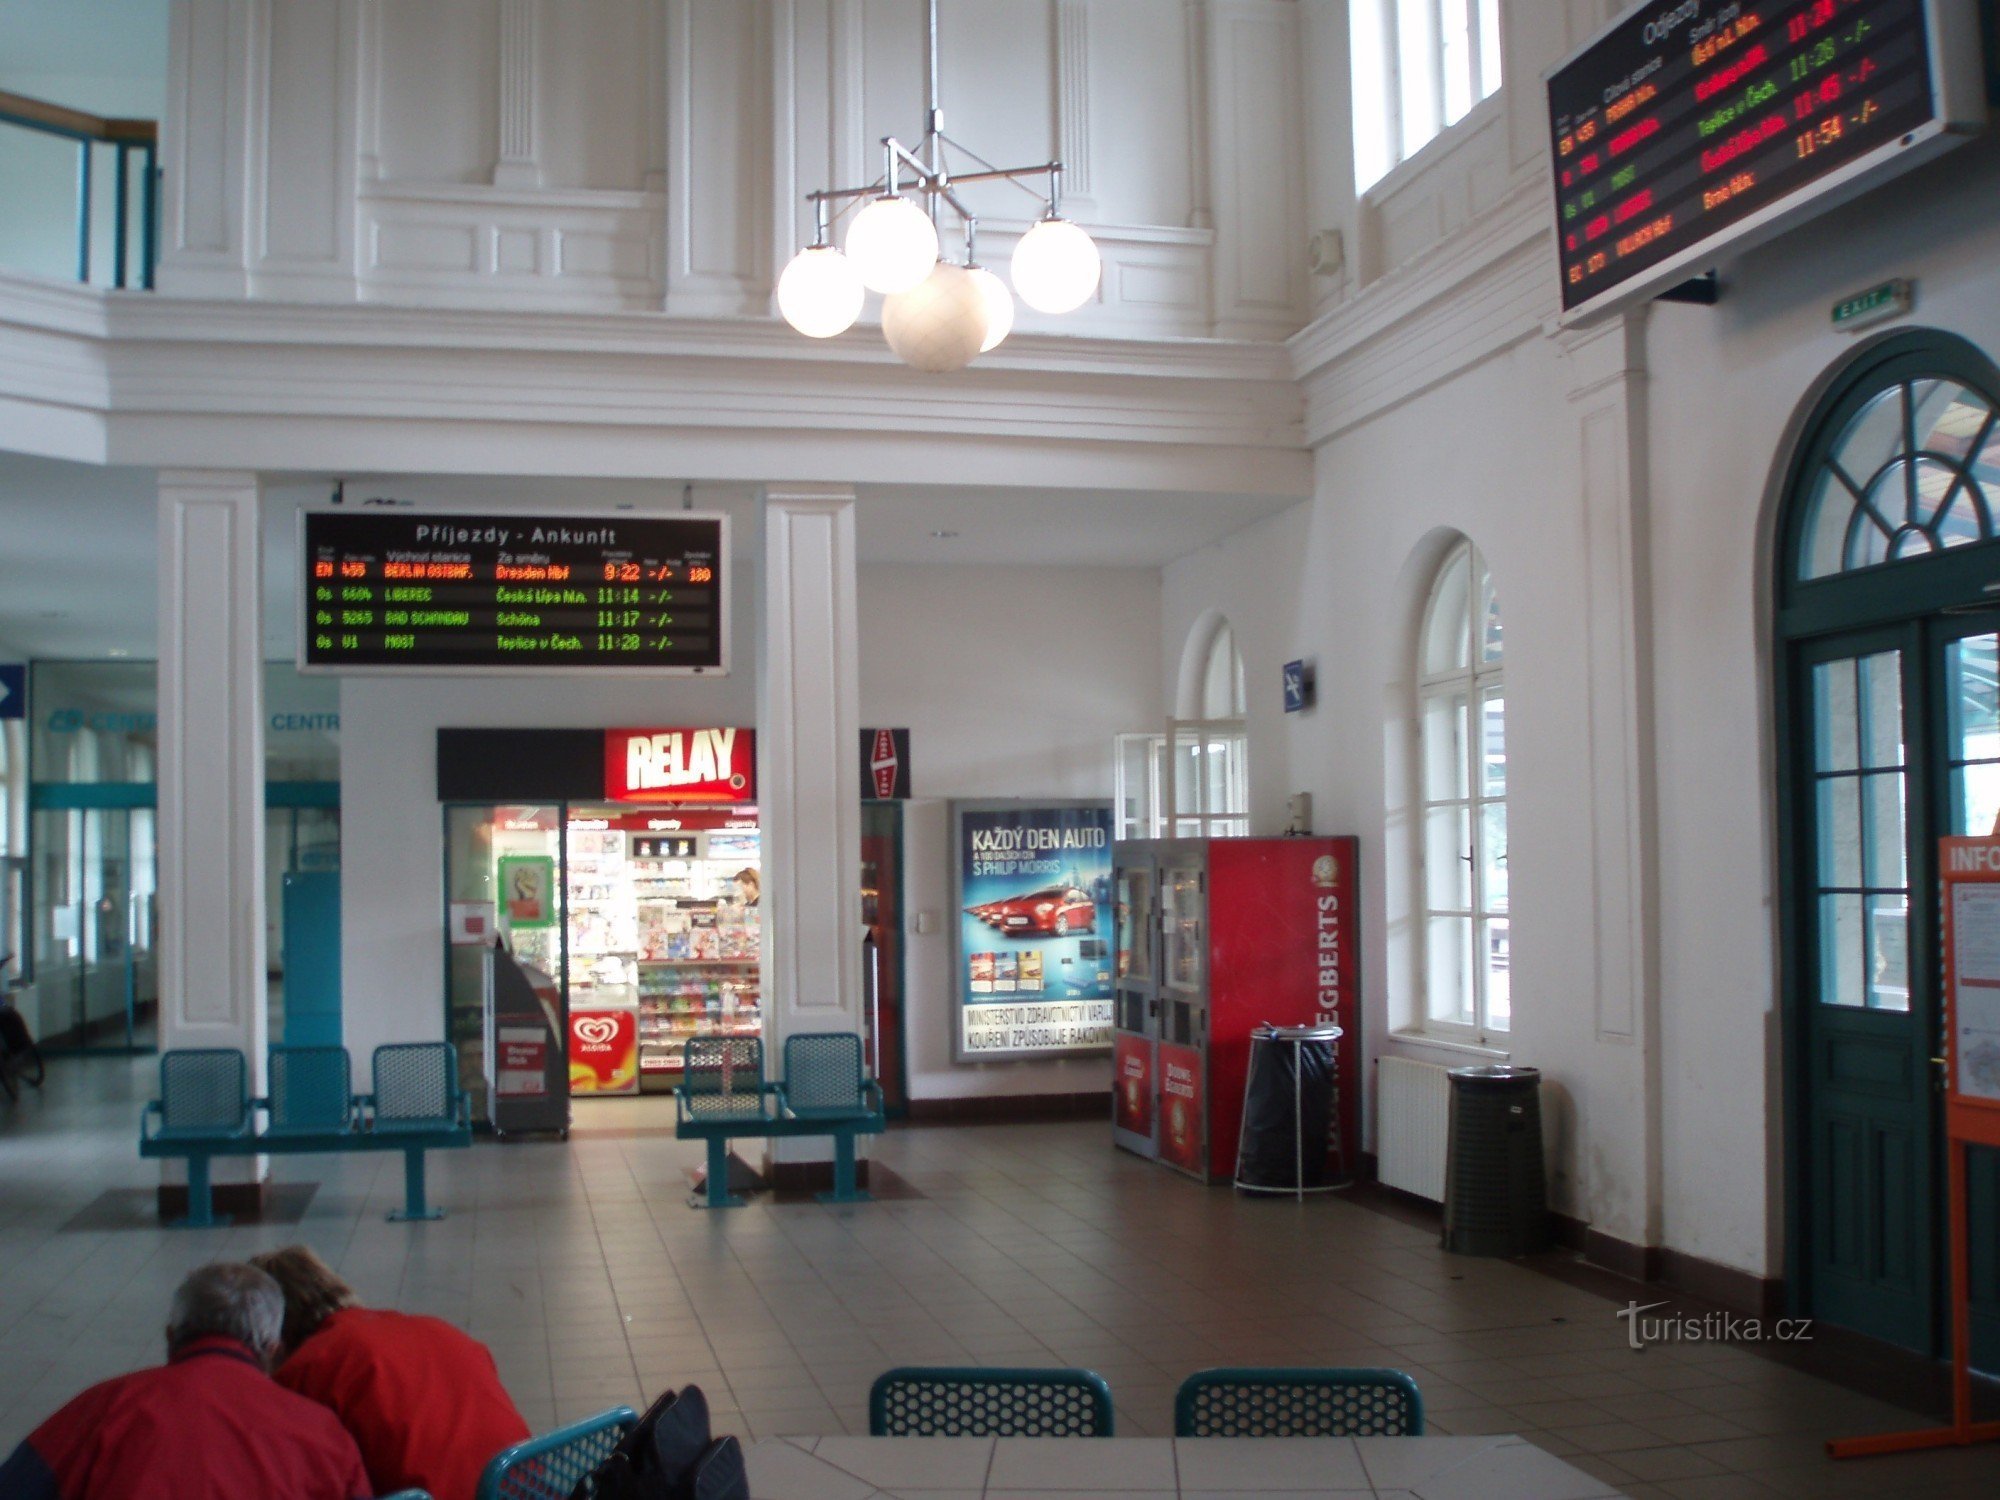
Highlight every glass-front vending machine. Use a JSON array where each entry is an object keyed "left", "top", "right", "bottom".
[{"left": 1111, "top": 836, "right": 1359, "bottom": 1185}]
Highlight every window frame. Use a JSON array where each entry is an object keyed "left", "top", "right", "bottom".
[
  {"left": 1353, "top": 0, "right": 1505, "bottom": 194},
  {"left": 1415, "top": 539, "right": 1507, "bottom": 1042}
]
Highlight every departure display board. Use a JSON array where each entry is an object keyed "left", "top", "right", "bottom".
[
  {"left": 300, "top": 510, "right": 727, "bottom": 673},
  {"left": 1550, "top": 0, "right": 1984, "bottom": 320}
]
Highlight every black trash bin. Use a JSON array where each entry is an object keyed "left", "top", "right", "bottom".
[
  {"left": 1233, "top": 1023, "right": 1345, "bottom": 1197},
  {"left": 1443, "top": 1065, "right": 1550, "bottom": 1256}
]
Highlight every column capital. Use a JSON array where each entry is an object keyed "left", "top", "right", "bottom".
[{"left": 762, "top": 482, "right": 858, "bottom": 510}]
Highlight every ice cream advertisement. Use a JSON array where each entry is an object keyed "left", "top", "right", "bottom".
[{"left": 952, "top": 801, "right": 1116, "bottom": 1061}]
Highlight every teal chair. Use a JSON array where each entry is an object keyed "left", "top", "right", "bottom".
[
  {"left": 869, "top": 1367, "right": 1114, "bottom": 1437},
  {"left": 475, "top": 1405, "right": 638, "bottom": 1500},
  {"left": 1173, "top": 1367, "right": 1423, "bottom": 1437}
]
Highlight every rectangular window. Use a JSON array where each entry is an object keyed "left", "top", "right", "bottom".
[{"left": 1354, "top": 0, "right": 1504, "bottom": 192}]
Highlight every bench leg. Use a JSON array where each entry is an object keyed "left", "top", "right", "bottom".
[
  {"left": 816, "top": 1131, "right": 873, "bottom": 1205},
  {"left": 167, "top": 1154, "right": 230, "bottom": 1229},
  {"left": 690, "top": 1136, "right": 747, "bottom": 1209},
  {"left": 387, "top": 1149, "right": 445, "bottom": 1222}
]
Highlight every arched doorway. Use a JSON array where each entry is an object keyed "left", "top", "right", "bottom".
[{"left": 1776, "top": 330, "right": 2000, "bottom": 1363}]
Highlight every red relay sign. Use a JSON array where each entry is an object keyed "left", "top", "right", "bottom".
[{"left": 604, "top": 727, "right": 755, "bottom": 804}]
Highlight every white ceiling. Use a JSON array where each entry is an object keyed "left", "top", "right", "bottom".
[{"left": 0, "top": 455, "right": 1299, "bottom": 659}]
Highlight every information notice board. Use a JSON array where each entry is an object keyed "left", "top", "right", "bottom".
[
  {"left": 1548, "top": 0, "right": 1986, "bottom": 322},
  {"left": 300, "top": 510, "right": 727, "bottom": 673},
  {"left": 951, "top": 800, "right": 1116, "bottom": 1062}
]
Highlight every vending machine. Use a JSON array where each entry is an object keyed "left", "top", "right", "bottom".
[{"left": 1111, "top": 836, "right": 1359, "bottom": 1183}]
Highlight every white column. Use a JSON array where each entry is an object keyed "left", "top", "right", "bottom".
[
  {"left": 758, "top": 485, "right": 863, "bottom": 1168},
  {"left": 157, "top": 471, "right": 267, "bottom": 1186},
  {"left": 494, "top": 0, "right": 543, "bottom": 188},
  {"left": 1560, "top": 311, "right": 1662, "bottom": 1254},
  {"left": 1054, "top": 1, "right": 1095, "bottom": 212}
]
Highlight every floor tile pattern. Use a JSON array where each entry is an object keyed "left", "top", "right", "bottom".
[{"left": 0, "top": 1057, "right": 1994, "bottom": 1498}]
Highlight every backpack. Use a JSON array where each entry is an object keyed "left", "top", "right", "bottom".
[{"left": 575, "top": 1385, "right": 747, "bottom": 1500}]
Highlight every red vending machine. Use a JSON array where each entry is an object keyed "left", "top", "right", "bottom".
[{"left": 1112, "top": 836, "right": 1358, "bottom": 1183}]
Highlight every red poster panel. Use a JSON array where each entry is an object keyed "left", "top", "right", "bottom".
[
  {"left": 604, "top": 727, "right": 755, "bottom": 804},
  {"left": 1206, "top": 837, "right": 1358, "bottom": 1182},
  {"left": 495, "top": 1030, "right": 547, "bottom": 1098},
  {"left": 1114, "top": 1034, "right": 1154, "bottom": 1137},
  {"left": 1159, "top": 1042, "right": 1205, "bottom": 1175},
  {"left": 569, "top": 1008, "right": 638, "bottom": 1095}
]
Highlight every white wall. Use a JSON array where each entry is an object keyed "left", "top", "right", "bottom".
[{"left": 858, "top": 561, "right": 1162, "bottom": 1100}]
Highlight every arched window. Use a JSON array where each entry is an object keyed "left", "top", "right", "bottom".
[
  {"left": 1417, "top": 539, "right": 1506, "bottom": 1037},
  {"left": 1201, "top": 621, "right": 1246, "bottom": 718}
]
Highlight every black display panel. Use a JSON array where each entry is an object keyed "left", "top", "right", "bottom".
[
  {"left": 1550, "top": 0, "right": 1961, "bottom": 317},
  {"left": 302, "top": 511, "right": 726, "bottom": 672}
]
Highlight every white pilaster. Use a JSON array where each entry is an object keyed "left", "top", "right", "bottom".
[
  {"left": 156, "top": 470, "right": 267, "bottom": 1175},
  {"left": 1055, "top": 0, "right": 1094, "bottom": 212},
  {"left": 494, "top": 0, "right": 543, "bottom": 189},
  {"left": 758, "top": 485, "right": 863, "bottom": 1165}
]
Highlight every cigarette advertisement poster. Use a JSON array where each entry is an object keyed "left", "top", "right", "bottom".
[{"left": 952, "top": 800, "right": 1116, "bottom": 1061}]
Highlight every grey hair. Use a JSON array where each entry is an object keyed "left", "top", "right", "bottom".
[{"left": 165, "top": 1262, "right": 285, "bottom": 1359}]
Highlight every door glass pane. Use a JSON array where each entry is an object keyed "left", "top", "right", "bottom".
[
  {"left": 1863, "top": 772, "right": 1907, "bottom": 890},
  {"left": 1161, "top": 863, "right": 1204, "bottom": 994},
  {"left": 1816, "top": 776, "right": 1862, "bottom": 889},
  {"left": 1814, "top": 658, "right": 1858, "bottom": 772},
  {"left": 1818, "top": 892, "right": 1866, "bottom": 1009},
  {"left": 1949, "top": 633, "right": 2000, "bottom": 835},
  {"left": 1859, "top": 652, "right": 1904, "bottom": 768},
  {"left": 1481, "top": 802, "right": 1508, "bottom": 913},
  {"left": 1426, "top": 914, "right": 1472, "bottom": 1027},
  {"left": 1481, "top": 689, "right": 1506, "bottom": 795},
  {"left": 1421, "top": 693, "right": 1467, "bottom": 800},
  {"left": 1117, "top": 871, "right": 1152, "bottom": 982},
  {"left": 1866, "top": 895, "right": 1910, "bottom": 1012}
]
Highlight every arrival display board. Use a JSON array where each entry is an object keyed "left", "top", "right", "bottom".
[
  {"left": 951, "top": 800, "right": 1116, "bottom": 1062},
  {"left": 301, "top": 510, "right": 727, "bottom": 672},
  {"left": 1549, "top": 0, "right": 1986, "bottom": 321}
]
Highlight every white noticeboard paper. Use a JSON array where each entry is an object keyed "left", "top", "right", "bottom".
[{"left": 1950, "top": 884, "right": 2000, "bottom": 1103}]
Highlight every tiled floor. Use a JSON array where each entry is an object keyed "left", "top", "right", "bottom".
[{"left": 2, "top": 1054, "right": 1995, "bottom": 1498}]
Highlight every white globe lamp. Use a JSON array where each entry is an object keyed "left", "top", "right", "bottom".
[
  {"left": 881, "top": 262, "right": 990, "bottom": 373},
  {"left": 844, "top": 194, "right": 940, "bottom": 294},
  {"left": 1010, "top": 216, "right": 1101, "bottom": 314},
  {"left": 776, "top": 245, "right": 864, "bottom": 338},
  {"left": 965, "top": 265, "right": 1015, "bottom": 352}
]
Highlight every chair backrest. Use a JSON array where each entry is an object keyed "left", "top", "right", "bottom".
[
  {"left": 267, "top": 1045, "right": 352, "bottom": 1133},
  {"left": 1173, "top": 1367, "right": 1424, "bottom": 1437},
  {"left": 869, "top": 1366, "right": 1115, "bottom": 1438},
  {"left": 158, "top": 1049, "right": 249, "bottom": 1135},
  {"left": 783, "top": 1031, "right": 866, "bottom": 1115},
  {"left": 681, "top": 1036, "right": 765, "bottom": 1120},
  {"left": 371, "top": 1042, "right": 458, "bottom": 1129},
  {"left": 476, "top": 1405, "right": 637, "bottom": 1500}
]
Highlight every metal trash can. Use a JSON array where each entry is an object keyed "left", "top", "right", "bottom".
[
  {"left": 1443, "top": 1065, "right": 1550, "bottom": 1256},
  {"left": 1234, "top": 1023, "right": 1346, "bottom": 1197}
]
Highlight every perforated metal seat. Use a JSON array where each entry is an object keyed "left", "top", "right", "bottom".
[
  {"left": 781, "top": 1031, "right": 867, "bottom": 1118},
  {"left": 681, "top": 1036, "right": 769, "bottom": 1123},
  {"left": 370, "top": 1042, "right": 458, "bottom": 1132},
  {"left": 154, "top": 1049, "right": 251, "bottom": 1139},
  {"left": 266, "top": 1045, "right": 354, "bottom": 1135},
  {"left": 475, "top": 1405, "right": 637, "bottom": 1500},
  {"left": 1173, "top": 1367, "right": 1423, "bottom": 1437},
  {"left": 868, "top": 1366, "right": 1115, "bottom": 1437}
]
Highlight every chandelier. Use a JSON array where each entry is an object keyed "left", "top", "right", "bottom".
[{"left": 775, "top": 0, "right": 1102, "bottom": 371}]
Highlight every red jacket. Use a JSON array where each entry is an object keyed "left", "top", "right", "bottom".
[
  {"left": 0, "top": 1336, "right": 371, "bottom": 1500},
  {"left": 275, "top": 1307, "right": 531, "bottom": 1500}
]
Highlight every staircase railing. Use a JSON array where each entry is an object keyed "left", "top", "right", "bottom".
[{"left": 0, "top": 90, "right": 158, "bottom": 290}]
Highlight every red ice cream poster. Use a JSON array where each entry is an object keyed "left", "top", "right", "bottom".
[
  {"left": 1158, "top": 1042, "right": 1205, "bottom": 1175},
  {"left": 1114, "top": 1034, "right": 1154, "bottom": 1137}
]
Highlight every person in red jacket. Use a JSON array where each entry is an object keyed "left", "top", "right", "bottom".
[
  {"left": 251, "top": 1244, "right": 532, "bottom": 1500},
  {"left": 0, "top": 1261, "right": 371, "bottom": 1500}
]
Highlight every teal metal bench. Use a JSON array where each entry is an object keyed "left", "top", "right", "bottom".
[
  {"left": 1173, "top": 1366, "right": 1424, "bottom": 1436},
  {"left": 673, "top": 1033, "right": 886, "bottom": 1209},
  {"left": 140, "top": 1041, "right": 471, "bottom": 1228},
  {"left": 869, "top": 1366, "right": 1116, "bottom": 1437},
  {"left": 476, "top": 1404, "right": 636, "bottom": 1500}
]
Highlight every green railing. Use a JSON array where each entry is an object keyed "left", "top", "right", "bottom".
[{"left": 0, "top": 90, "right": 158, "bottom": 290}]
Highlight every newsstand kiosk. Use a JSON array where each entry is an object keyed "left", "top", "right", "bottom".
[{"left": 1112, "top": 836, "right": 1359, "bottom": 1183}]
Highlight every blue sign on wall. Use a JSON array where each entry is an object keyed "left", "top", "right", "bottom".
[
  {"left": 1282, "top": 659, "right": 1315, "bottom": 714},
  {"left": 0, "top": 664, "right": 24, "bottom": 720}
]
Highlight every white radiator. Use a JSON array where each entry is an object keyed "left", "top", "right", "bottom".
[{"left": 1376, "top": 1056, "right": 1452, "bottom": 1202}]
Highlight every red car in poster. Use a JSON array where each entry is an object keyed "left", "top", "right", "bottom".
[{"left": 969, "top": 885, "right": 1096, "bottom": 936}]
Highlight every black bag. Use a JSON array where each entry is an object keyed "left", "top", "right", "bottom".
[
  {"left": 574, "top": 1384, "right": 713, "bottom": 1500},
  {"left": 684, "top": 1436, "right": 749, "bottom": 1500}
]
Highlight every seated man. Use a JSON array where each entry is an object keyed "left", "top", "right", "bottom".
[
  {"left": 251, "top": 1245, "right": 531, "bottom": 1500},
  {"left": 0, "top": 1261, "right": 370, "bottom": 1500}
]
